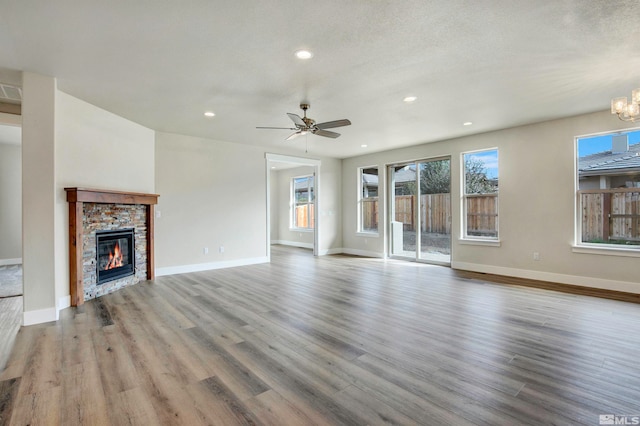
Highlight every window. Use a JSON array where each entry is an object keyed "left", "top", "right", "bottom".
[
  {"left": 577, "top": 130, "right": 640, "bottom": 247},
  {"left": 292, "top": 175, "right": 314, "bottom": 229},
  {"left": 359, "top": 167, "right": 379, "bottom": 233},
  {"left": 462, "top": 149, "right": 499, "bottom": 239}
]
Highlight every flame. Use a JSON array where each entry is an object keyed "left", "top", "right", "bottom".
[{"left": 106, "top": 241, "right": 124, "bottom": 269}]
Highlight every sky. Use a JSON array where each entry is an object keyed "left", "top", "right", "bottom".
[
  {"left": 466, "top": 150, "right": 498, "bottom": 179},
  {"left": 577, "top": 129, "right": 640, "bottom": 157}
]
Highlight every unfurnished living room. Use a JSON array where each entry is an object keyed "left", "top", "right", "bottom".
[{"left": 1, "top": 2, "right": 640, "bottom": 425}]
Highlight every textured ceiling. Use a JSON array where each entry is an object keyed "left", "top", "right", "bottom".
[{"left": 1, "top": 1, "right": 639, "bottom": 158}]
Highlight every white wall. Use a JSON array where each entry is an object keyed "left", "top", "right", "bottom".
[
  {"left": 272, "top": 166, "right": 315, "bottom": 248},
  {"left": 343, "top": 110, "right": 640, "bottom": 292},
  {"left": 155, "top": 132, "right": 344, "bottom": 274},
  {"left": 53, "top": 90, "right": 156, "bottom": 311},
  {"left": 318, "top": 157, "right": 343, "bottom": 254},
  {"left": 155, "top": 132, "right": 270, "bottom": 273},
  {"left": 269, "top": 169, "right": 279, "bottom": 242},
  {"left": 0, "top": 141, "right": 21, "bottom": 261},
  {"left": 21, "top": 72, "right": 57, "bottom": 323}
]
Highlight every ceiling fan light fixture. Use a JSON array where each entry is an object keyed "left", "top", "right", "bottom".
[
  {"left": 295, "top": 49, "right": 313, "bottom": 59},
  {"left": 204, "top": 111, "right": 215, "bottom": 117}
]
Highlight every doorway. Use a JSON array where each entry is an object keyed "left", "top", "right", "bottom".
[
  {"left": 265, "top": 153, "right": 320, "bottom": 260},
  {"left": 388, "top": 157, "right": 451, "bottom": 265}
]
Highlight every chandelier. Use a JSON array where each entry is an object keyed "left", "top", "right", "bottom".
[{"left": 611, "top": 88, "right": 640, "bottom": 122}]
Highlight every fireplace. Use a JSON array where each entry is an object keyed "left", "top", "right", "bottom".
[
  {"left": 96, "top": 229, "right": 135, "bottom": 284},
  {"left": 66, "top": 187, "right": 158, "bottom": 306}
]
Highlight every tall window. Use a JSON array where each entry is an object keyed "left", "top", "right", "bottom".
[
  {"left": 292, "top": 175, "right": 314, "bottom": 229},
  {"left": 462, "top": 149, "right": 499, "bottom": 239},
  {"left": 577, "top": 130, "right": 640, "bottom": 246},
  {"left": 359, "top": 167, "right": 379, "bottom": 233}
]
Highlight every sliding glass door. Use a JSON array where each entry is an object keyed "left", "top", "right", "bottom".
[{"left": 389, "top": 158, "right": 451, "bottom": 264}]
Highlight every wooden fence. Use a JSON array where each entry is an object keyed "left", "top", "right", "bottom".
[
  {"left": 361, "top": 199, "right": 379, "bottom": 232},
  {"left": 580, "top": 188, "right": 640, "bottom": 243},
  {"left": 362, "top": 193, "right": 498, "bottom": 236},
  {"left": 295, "top": 204, "right": 315, "bottom": 228},
  {"left": 362, "top": 194, "right": 452, "bottom": 233},
  {"left": 465, "top": 194, "right": 498, "bottom": 237}
]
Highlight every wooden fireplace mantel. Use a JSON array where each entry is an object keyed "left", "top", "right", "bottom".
[{"left": 65, "top": 187, "right": 159, "bottom": 307}]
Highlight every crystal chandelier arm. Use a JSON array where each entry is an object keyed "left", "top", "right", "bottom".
[{"left": 612, "top": 89, "right": 640, "bottom": 122}]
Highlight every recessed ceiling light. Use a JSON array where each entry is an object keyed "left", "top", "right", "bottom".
[
  {"left": 204, "top": 111, "right": 215, "bottom": 117},
  {"left": 463, "top": 121, "right": 473, "bottom": 126},
  {"left": 271, "top": 166, "right": 276, "bottom": 169},
  {"left": 403, "top": 96, "right": 417, "bottom": 103},
  {"left": 295, "top": 49, "right": 313, "bottom": 59},
  {"left": 361, "top": 144, "right": 368, "bottom": 148}
]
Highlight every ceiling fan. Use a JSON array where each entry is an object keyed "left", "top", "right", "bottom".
[{"left": 257, "top": 103, "right": 351, "bottom": 140}]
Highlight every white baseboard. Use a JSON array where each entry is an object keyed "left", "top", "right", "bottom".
[
  {"left": 58, "top": 295, "right": 71, "bottom": 311},
  {"left": 23, "top": 306, "right": 58, "bottom": 326},
  {"left": 451, "top": 261, "right": 640, "bottom": 295},
  {"left": 272, "top": 240, "right": 314, "bottom": 249},
  {"left": 341, "top": 248, "right": 385, "bottom": 258},
  {"left": 156, "top": 256, "right": 269, "bottom": 277},
  {"left": 318, "top": 247, "right": 344, "bottom": 256},
  {"left": 0, "top": 258, "right": 22, "bottom": 266}
]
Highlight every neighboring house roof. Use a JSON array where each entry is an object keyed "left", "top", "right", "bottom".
[
  {"left": 579, "top": 143, "right": 640, "bottom": 176},
  {"left": 363, "top": 168, "right": 416, "bottom": 188}
]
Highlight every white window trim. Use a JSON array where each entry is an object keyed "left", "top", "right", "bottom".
[
  {"left": 290, "top": 174, "right": 315, "bottom": 231},
  {"left": 460, "top": 147, "right": 500, "bottom": 241},
  {"left": 574, "top": 128, "right": 640, "bottom": 252},
  {"left": 572, "top": 244, "right": 640, "bottom": 258},
  {"left": 358, "top": 165, "right": 380, "bottom": 235}
]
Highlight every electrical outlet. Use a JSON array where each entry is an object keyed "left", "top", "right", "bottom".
[
  {"left": 533, "top": 252, "right": 540, "bottom": 261},
  {"left": 219, "top": 246, "right": 224, "bottom": 253},
  {"left": 156, "top": 210, "right": 161, "bottom": 218},
  {"left": 203, "top": 247, "right": 208, "bottom": 254}
]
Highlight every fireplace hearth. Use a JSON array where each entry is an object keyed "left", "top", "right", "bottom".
[{"left": 96, "top": 229, "right": 135, "bottom": 284}]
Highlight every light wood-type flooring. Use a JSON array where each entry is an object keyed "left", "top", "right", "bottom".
[{"left": 1, "top": 245, "right": 640, "bottom": 425}]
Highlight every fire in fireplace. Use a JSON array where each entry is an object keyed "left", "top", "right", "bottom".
[{"left": 96, "top": 229, "right": 135, "bottom": 284}]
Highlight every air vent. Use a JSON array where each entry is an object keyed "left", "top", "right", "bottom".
[{"left": 0, "top": 83, "right": 22, "bottom": 104}]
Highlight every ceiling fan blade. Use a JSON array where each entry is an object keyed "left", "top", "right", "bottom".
[
  {"left": 315, "top": 119, "right": 351, "bottom": 130},
  {"left": 256, "top": 126, "right": 297, "bottom": 130},
  {"left": 314, "top": 129, "right": 341, "bottom": 139},
  {"left": 285, "top": 131, "right": 305, "bottom": 141},
  {"left": 287, "top": 113, "right": 306, "bottom": 127}
]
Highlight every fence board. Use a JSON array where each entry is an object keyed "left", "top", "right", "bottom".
[
  {"left": 580, "top": 190, "right": 640, "bottom": 243},
  {"left": 466, "top": 195, "right": 498, "bottom": 237}
]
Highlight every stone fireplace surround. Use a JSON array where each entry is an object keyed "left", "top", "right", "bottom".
[{"left": 65, "top": 188, "right": 159, "bottom": 306}]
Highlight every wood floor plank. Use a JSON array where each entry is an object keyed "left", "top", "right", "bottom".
[
  {"left": 0, "top": 377, "right": 20, "bottom": 426},
  {"left": 2, "top": 245, "right": 640, "bottom": 425},
  {"left": 106, "top": 387, "right": 161, "bottom": 426}
]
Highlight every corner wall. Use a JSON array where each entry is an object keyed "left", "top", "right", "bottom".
[
  {"left": 54, "top": 91, "right": 156, "bottom": 312},
  {"left": 342, "top": 110, "right": 639, "bottom": 292},
  {"left": 154, "top": 132, "right": 343, "bottom": 275}
]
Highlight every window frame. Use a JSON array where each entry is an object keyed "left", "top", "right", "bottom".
[
  {"left": 461, "top": 148, "right": 500, "bottom": 243},
  {"left": 290, "top": 174, "right": 315, "bottom": 231},
  {"left": 358, "top": 166, "right": 380, "bottom": 235},
  {"left": 573, "top": 129, "right": 640, "bottom": 255}
]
